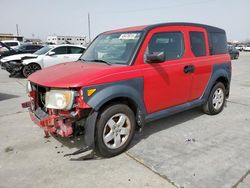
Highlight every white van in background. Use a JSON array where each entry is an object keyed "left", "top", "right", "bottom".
[{"left": 1, "top": 40, "right": 21, "bottom": 49}]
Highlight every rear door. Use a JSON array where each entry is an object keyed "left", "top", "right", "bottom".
[{"left": 186, "top": 27, "right": 212, "bottom": 101}]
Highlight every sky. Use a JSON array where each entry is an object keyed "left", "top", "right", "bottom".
[{"left": 1, "top": 0, "right": 250, "bottom": 42}]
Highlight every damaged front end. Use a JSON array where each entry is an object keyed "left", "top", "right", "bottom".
[
  {"left": 1, "top": 61, "right": 23, "bottom": 74},
  {"left": 22, "top": 81, "right": 98, "bottom": 157}
]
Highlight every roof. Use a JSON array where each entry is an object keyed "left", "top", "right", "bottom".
[
  {"left": 46, "top": 44, "right": 86, "bottom": 48},
  {"left": 104, "top": 25, "right": 148, "bottom": 34},
  {"left": 1, "top": 40, "right": 20, "bottom": 43},
  {"left": 105, "top": 22, "right": 225, "bottom": 34},
  {"left": 47, "top": 36, "right": 86, "bottom": 38}
]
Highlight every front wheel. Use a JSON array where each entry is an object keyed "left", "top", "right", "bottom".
[
  {"left": 22, "top": 63, "right": 41, "bottom": 78},
  {"left": 95, "top": 104, "right": 136, "bottom": 158},
  {"left": 203, "top": 82, "right": 226, "bottom": 115}
]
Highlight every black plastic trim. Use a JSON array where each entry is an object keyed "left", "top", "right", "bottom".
[
  {"left": 82, "top": 78, "right": 146, "bottom": 114},
  {"left": 143, "top": 22, "right": 226, "bottom": 34}
]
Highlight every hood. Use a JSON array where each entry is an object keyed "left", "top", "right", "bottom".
[
  {"left": 1, "top": 53, "right": 37, "bottom": 62},
  {"left": 28, "top": 61, "right": 119, "bottom": 88}
]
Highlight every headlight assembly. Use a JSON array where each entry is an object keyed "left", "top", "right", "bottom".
[{"left": 45, "top": 90, "right": 75, "bottom": 110}]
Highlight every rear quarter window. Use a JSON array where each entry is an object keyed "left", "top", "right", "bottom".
[
  {"left": 189, "top": 32, "right": 206, "bottom": 57},
  {"left": 209, "top": 32, "right": 227, "bottom": 55}
]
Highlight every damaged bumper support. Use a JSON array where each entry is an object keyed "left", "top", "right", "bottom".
[
  {"left": 1, "top": 61, "right": 23, "bottom": 73},
  {"left": 22, "top": 101, "right": 98, "bottom": 157}
]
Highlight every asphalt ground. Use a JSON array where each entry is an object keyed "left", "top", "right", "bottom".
[
  {"left": 0, "top": 52, "right": 250, "bottom": 188},
  {"left": 128, "top": 52, "right": 250, "bottom": 188}
]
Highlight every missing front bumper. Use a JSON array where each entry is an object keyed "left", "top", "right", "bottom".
[{"left": 22, "top": 101, "right": 98, "bottom": 158}]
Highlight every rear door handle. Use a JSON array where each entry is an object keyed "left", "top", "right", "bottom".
[{"left": 184, "top": 65, "right": 195, "bottom": 74}]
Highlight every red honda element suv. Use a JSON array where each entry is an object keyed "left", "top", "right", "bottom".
[{"left": 22, "top": 23, "right": 231, "bottom": 158}]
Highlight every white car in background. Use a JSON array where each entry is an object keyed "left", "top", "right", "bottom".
[
  {"left": 244, "top": 45, "right": 250, "bottom": 51},
  {"left": 235, "top": 45, "right": 245, "bottom": 51},
  {"left": 1, "top": 44, "right": 86, "bottom": 77},
  {"left": 1, "top": 40, "right": 21, "bottom": 49}
]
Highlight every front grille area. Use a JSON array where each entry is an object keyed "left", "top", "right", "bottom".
[{"left": 30, "top": 82, "right": 49, "bottom": 112}]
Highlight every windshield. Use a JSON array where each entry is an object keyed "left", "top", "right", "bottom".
[
  {"left": 34, "top": 46, "right": 52, "bottom": 55},
  {"left": 80, "top": 32, "right": 142, "bottom": 65}
]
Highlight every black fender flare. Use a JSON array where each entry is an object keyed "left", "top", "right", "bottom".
[
  {"left": 202, "top": 63, "right": 231, "bottom": 101},
  {"left": 83, "top": 78, "right": 146, "bottom": 114},
  {"left": 82, "top": 78, "right": 146, "bottom": 151}
]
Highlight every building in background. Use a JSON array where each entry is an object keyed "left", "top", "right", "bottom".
[
  {"left": 24, "top": 38, "right": 43, "bottom": 44},
  {"left": 0, "top": 33, "right": 24, "bottom": 42},
  {"left": 47, "top": 35, "right": 87, "bottom": 46}
]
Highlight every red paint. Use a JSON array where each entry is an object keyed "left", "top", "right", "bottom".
[
  {"left": 28, "top": 109, "right": 73, "bottom": 137},
  {"left": 25, "top": 23, "right": 230, "bottom": 138}
]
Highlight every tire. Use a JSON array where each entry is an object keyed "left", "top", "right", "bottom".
[
  {"left": 203, "top": 82, "right": 226, "bottom": 115},
  {"left": 95, "top": 104, "right": 136, "bottom": 158},
  {"left": 22, "top": 63, "right": 41, "bottom": 78}
]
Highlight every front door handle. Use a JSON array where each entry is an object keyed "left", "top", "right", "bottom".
[{"left": 184, "top": 65, "right": 195, "bottom": 74}]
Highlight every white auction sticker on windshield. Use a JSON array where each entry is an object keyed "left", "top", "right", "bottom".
[{"left": 119, "top": 33, "right": 138, "bottom": 40}]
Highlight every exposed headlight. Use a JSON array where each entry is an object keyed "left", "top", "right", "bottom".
[
  {"left": 45, "top": 90, "right": 75, "bottom": 110},
  {"left": 26, "top": 81, "right": 32, "bottom": 93}
]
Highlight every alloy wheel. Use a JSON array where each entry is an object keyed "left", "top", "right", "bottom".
[
  {"left": 103, "top": 113, "right": 131, "bottom": 149},
  {"left": 212, "top": 88, "right": 224, "bottom": 110}
]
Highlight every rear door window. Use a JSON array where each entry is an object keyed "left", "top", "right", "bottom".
[{"left": 189, "top": 32, "right": 206, "bottom": 57}]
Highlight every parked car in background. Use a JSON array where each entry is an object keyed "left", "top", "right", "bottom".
[
  {"left": 16, "top": 43, "right": 44, "bottom": 54},
  {"left": 244, "top": 45, "right": 250, "bottom": 51},
  {"left": 1, "top": 50, "right": 44, "bottom": 77},
  {"left": 235, "top": 45, "right": 245, "bottom": 51},
  {"left": 1, "top": 44, "right": 85, "bottom": 77},
  {"left": 22, "top": 22, "right": 231, "bottom": 158},
  {"left": 1, "top": 40, "right": 21, "bottom": 49},
  {"left": 228, "top": 45, "right": 239, "bottom": 60},
  {"left": 0, "top": 43, "right": 43, "bottom": 59},
  {"left": 0, "top": 41, "right": 13, "bottom": 57}
]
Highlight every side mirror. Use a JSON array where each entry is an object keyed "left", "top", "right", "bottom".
[
  {"left": 146, "top": 52, "right": 165, "bottom": 63},
  {"left": 47, "top": 51, "right": 55, "bottom": 56}
]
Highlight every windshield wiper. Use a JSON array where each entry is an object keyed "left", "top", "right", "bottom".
[
  {"left": 79, "top": 58, "right": 86, "bottom": 62},
  {"left": 89, "top": 59, "right": 112, "bottom": 65}
]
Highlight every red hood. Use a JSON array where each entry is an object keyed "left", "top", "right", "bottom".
[{"left": 28, "top": 61, "right": 118, "bottom": 88}]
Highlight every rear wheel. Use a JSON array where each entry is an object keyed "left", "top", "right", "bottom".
[
  {"left": 203, "top": 82, "right": 226, "bottom": 115},
  {"left": 22, "top": 63, "right": 41, "bottom": 78},
  {"left": 95, "top": 104, "right": 136, "bottom": 158}
]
